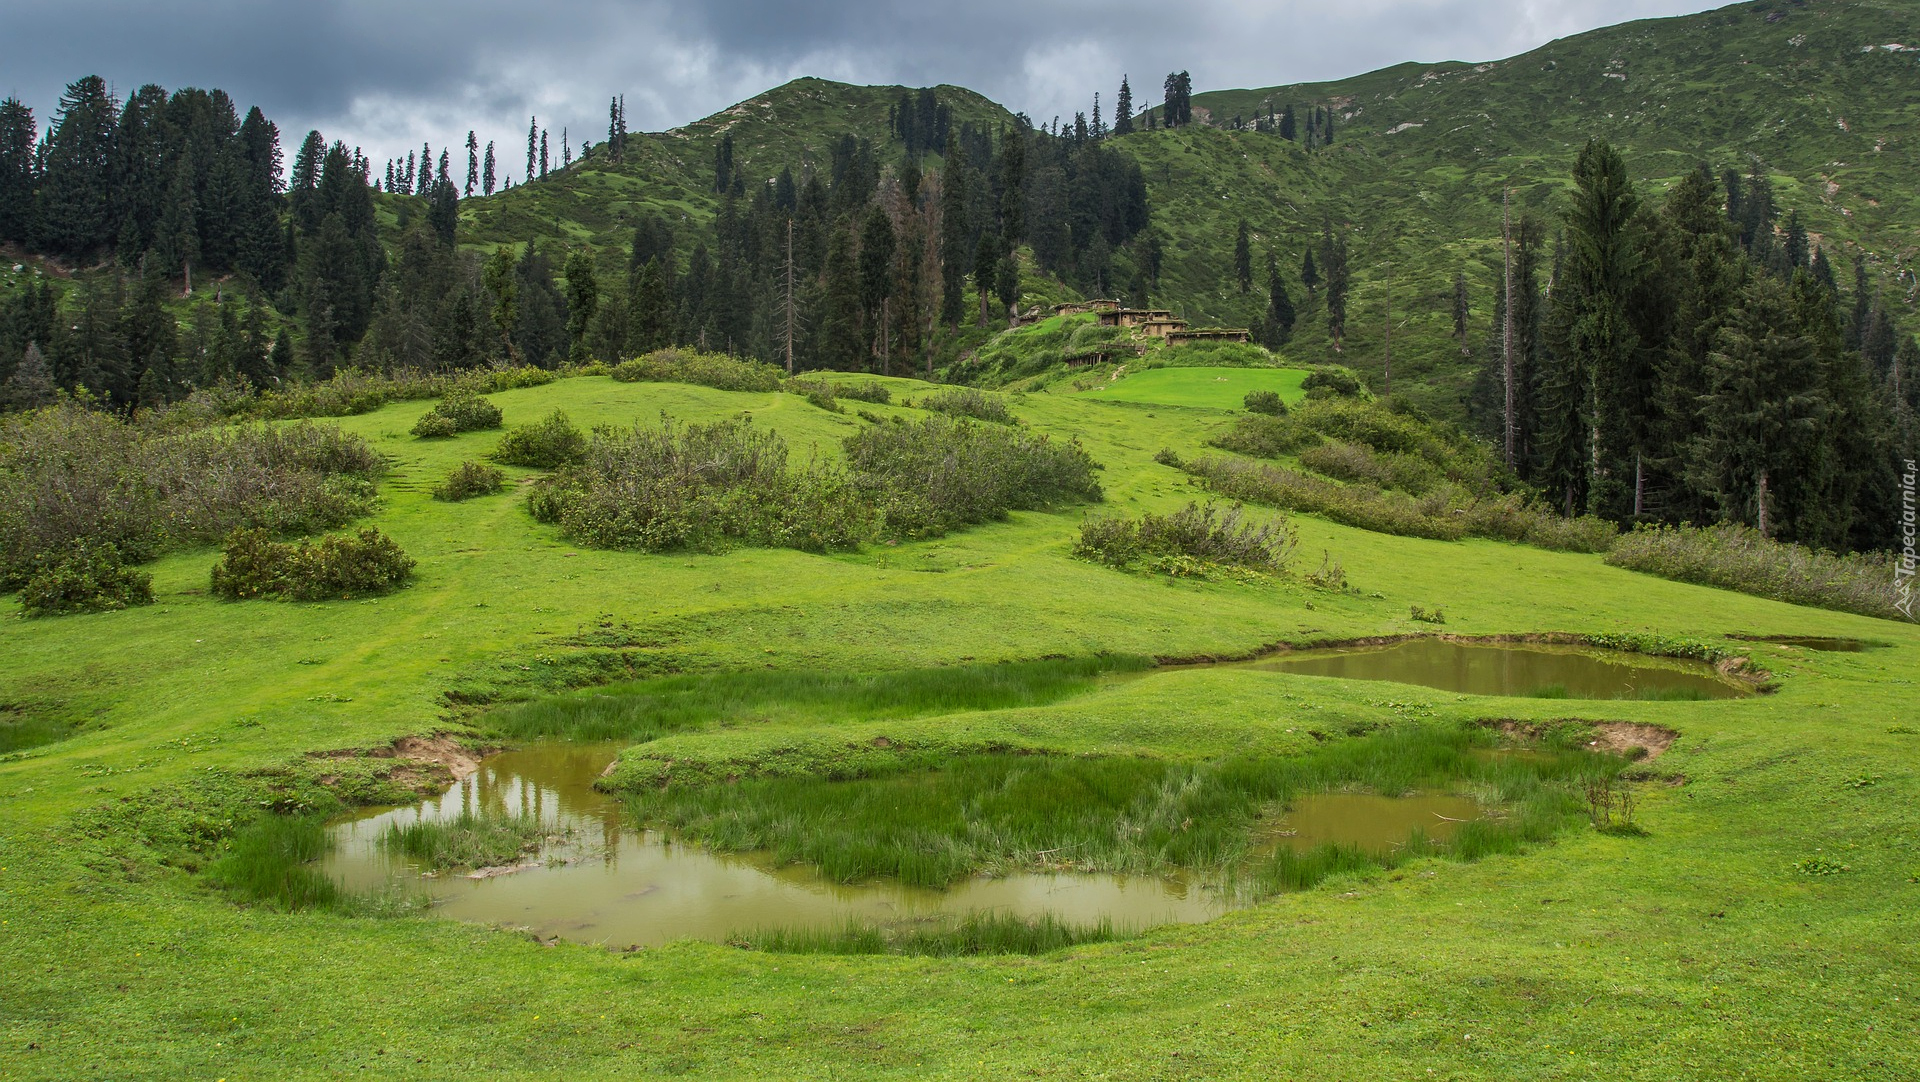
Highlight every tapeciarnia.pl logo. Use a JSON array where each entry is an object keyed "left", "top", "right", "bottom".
[{"left": 1899, "top": 458, "right": 1917, "bottom": 620}]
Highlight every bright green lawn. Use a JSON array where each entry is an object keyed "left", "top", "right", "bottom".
[
  {"left": 1073, "top": 365, "right": 1311, "bottom": 411},
  {"left": 1, "top": 372, "right": 1917, "bottom": 1079}
]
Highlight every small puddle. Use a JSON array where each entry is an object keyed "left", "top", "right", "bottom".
[
  {"left": 1247, "top": 639, "right": 1747, "bottom": 699},
  {"left": 1262, "top": 792, "right": 1483, "bottom": 853},
  {"left": 324, "top": 743, "right": 1234, "bottom": 946},
  {"left": 1734, "top": 636, "right": 1872, "bottom": 653}
]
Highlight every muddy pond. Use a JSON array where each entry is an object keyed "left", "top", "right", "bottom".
[
  {"left": 1247, "top": 638, "right": 1748, "bottom": 700},
  {"left": 324, "top": 742, "right": 1484, "bottom": 946}
]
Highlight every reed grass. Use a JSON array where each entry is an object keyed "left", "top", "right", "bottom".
[
  {"left": 486, "top": 655, "right": 1154, "bottom": 743},
  {"left": 735, "top": 912, "right": 1126, "bottom": 956},
  {"left": 381, "top": 811, "right": 550, "bottom": 870}
]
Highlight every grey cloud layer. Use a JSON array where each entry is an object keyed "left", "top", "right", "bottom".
[{"left": 3, "top": 0, "right": 1719, "bottom": 178}]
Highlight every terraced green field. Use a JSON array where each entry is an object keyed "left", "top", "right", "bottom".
[
  {"left": 1071, "top": 366, "right": 1311, "bottom": 410},
  {"left": 2, "top": 374, "right": 1917, "bottom": 1079}
]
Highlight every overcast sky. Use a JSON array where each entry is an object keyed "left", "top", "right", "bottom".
[{"left": 3, "top": 0, "right": 1725, "bottom": 181}]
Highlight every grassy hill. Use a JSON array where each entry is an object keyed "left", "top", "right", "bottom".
[
  {"left": 1127, "top": 0, "right": 1920, "bottom": 414},
  {"left": 446, "top": 0, "right": 1920, "bottom": 419},
  {"left": 2, "top": 371, "right": 1916, "bottom": 1077}
]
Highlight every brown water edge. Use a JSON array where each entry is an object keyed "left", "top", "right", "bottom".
[
  {"left": 323, "top": 742, "right": 1236, "bottom": 947},
  {"left": 1231, "top": 638, "right": 1750, "bottom": 700},
  {"left": 1728, "top": 634, "right": 1877, "bottom": 653}
]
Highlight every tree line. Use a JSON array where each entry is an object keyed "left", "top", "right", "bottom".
[{"left": 1466, "top": 141, "right": 1916, "bottom": 552}]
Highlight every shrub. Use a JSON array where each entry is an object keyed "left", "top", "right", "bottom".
[
  {"left": 1299, "top": 440, "right": 1442, "bottom": 495},
  {"left": 1243, "top": 389, "right": 1288, "bottom": 416},
  {"left": 610, "top": 349, "right": 784, "bottom": 392},
  {"left": 1075, "top": 501, "right": 1298, "bottom": 575},
  {"left": 1410, "top": 605, "right": 1446, "bottom": 624},
  {"left": 412, "top": 390, "right": 503, "bottom": 437},
  {"left": 410, "top": 412, "right": 458, "bottom": 439},
  {"left": 1299, "top": 365, "right": 1370, "bottom": 399},
  {"left": 919, "top": 387, "right": 1017, "bottom": 425},
  {"left": 530, "top": 417, "right": 874, "bottom": 554},
  {"left": 845, "top": 416, "right": 1103, "bottom": 538},
  {"left": 0, "top": 406, "right": 380, "bottom": 589},
  {"left": 491, "top": 410, "right": 587, "bottom": 468},
  {"left": 1605, "top": 523, "right": 1902, "bottom": 620},
  {"left": 784, "top": 378, "right": 843, "bottom": 413},
  {"left": 433, "top": 461, "right": 506, "bottom": 501},
  {"left": 1184, "top": 455, "right": 1468, "bottom": 541},
  {"left": 838, "top": 381, "right": 893, "bottom": 405},
  {"left": 19, "top": 543, "right": 154, "bottom": 617},
  {"left": 211, "top": 527, "right": 415, "bottom": 602},
  {"left": 1153, "top": 447, "right": 1185, "bottom": 468}
]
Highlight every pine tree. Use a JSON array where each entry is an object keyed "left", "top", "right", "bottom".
[
  {"left": 561, "top": 128, "right": 571, "bottom": 169},
  {"left": 714, "top": 133, "right": 734, "bottom": 193},
  {"left": 858, "top": 204, "right": 896, "bottom": 369},
  {"left": 1453, "top": 269, "right": 1471, "bottom": 355},
  {"left": 563, "top": 247, "right": 599, "bottom": 363},
  {"left": 483, "top": 142, "right": 497, "bottom": 196},
  {"left": 1321, "top": 226, "right": 1349, "bottom": 350},
  {"left": 1261, "top": 251, "right": 1295, "bottom": 349},
  {"left": 973, "top": 231, "right": 998, "bottom": 325},
  {"left": 465, "top": 132, "right": 479, "bottom": 196},
  {"left": 427, "top": 174, "right": 458, "bottom": 247},
  {"left": 938, "top": 137, "right": 971, "bottom": 328},
  {"left": 38, "top": 76, "right": 120, "bottom": 258},
  {"left": 1279, "top": 104, "right": 1296, "bottom": 142},
  {"left": 995, "top": 252, "right": 1020, "bottom": 324},
  {"left": 1114, "top": 77, "right": 1134, "bottom": 136},
  {"left": 154, "top": 154, "right": 202, "bottom": 293},
  {"left": 1, "top": 340, "right": 56, "bottom": 408},
  {"left": 482, "top": 246, "right": 519, "bottom": 361},
  {"left": 1550, "top": 138, "right": 1647, "bottom": 521},
  {"left": 1301, "top": 247, "right": 1318, "bottom": 292},
  {"left": 0, "top": 98, "right": 38, "bottom": 246},
  {"left": 1233, "top": 220, "right": 1253, "bottom": 293},
  {"left": 539, "top": 130, "right": 549, "bottom": 178}
]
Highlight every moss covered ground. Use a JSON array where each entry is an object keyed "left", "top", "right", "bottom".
[{"left": 1, "top": 373, "right": 1917, "bottom": 1079}]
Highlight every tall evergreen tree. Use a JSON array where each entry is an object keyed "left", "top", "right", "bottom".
[
  {"left": 1549, "top": 138, "right": 1648, "bottom": 520},
  {"left": 483, "top": 141, "right": 497, "bottom": 196},
  {"left": 563, "top": 247, "right": 599, "bottom": 363},
  {"left": 938, "top": 137, "right": 971, "bottom": 328},
  {"left": 1114, "top": 77, "right": 1134, "bottom": 136},
  {"left": 0, "top": 98, "right": 36, "bottom": 245},
  {"left": 1233, "top": 220, "right": 1253, "bottom": 293},
  {"left": 1261, "top": 251, "right": 1295, "bottom": 349},
  {"left": 465, "top": 131, "right": 479, "bottom": 196},
  {"left": 37, "top": 76, "right": 119, "bottom": 258},
  {"left": 1321, "top": 225, "right": 1349, "bottom": 350},
  {"left": 527, "top": 117, "right": 538, "bottom": 182}
]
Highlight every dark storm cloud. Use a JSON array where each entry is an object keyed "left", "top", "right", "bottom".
[{"left": 2, "top": 0, "right": 1724, "bottom": 179}]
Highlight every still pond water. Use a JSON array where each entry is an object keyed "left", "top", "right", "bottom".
[{"left": 1247, "top": 638, "right": 1747, "bottom": 699}]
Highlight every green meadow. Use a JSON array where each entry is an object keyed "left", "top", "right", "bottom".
[
  {"left": 2, "top": 373, "right": 1917, "bottom": 1079},
  {"left": 1071, "top": 366, "right": 1311, "bottom": 410}
]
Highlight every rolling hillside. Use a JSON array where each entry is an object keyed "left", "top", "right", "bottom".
[{"left": 458, "top": 0, "right": 1920, "bottom": 416}]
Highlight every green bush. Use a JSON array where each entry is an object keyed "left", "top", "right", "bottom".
[
  {"left": 610, "top": 348, "right": 784, "bottom": 392},
  {"left": 491, "top": 410, "right": 587, "bottom": 469},
  {"left": 1243, "top": 389, "right": 1288, "bottom": 416},
  {"left": 432, "top": 461, "right": 506, "bottom": 502},
  {"left": 1605, "top": 523, "right": 1902, "bottom": 620},
  {"left": 1075, "top": 501, "right": 1298, "bottom": 575},
  {"left": 211, "top": 527, "right": 415, "bottom": 602},
  {"left": 837, "top": 381, "right": 893, "bottom": 405},
  {"left": 845, "top": 416, "right": 1104, "bottom": 539},
  {"left": 784, "top": 378, "right": 843, "bottom": 413},
  {"left": 1299, "top": 365, "right": 1370, "bottom": 399},
  {"left": 530, "top": 417, "right": 874, "bottom": 554},
  {"left": 919, "top": 387, "right": 1017, "bottom": 425},
  {"left": 0, "top": 406, "right": 381, "bottom": 590},
  {"left": 410, "top": 412, "right": 458, "bottom": 439},
  {"left": 1300, "top": 440, "right": 1443, "bottom": 495},
  {"left": 19, "top": 543, "right": 154, "bottom": 617},
  {"left": 411, "top": 390, "right": 503, "bottom": 437}
]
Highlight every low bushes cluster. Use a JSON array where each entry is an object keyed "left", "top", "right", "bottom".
[
  {"left": 179, "top": 365, "right": 556, "bottom": 424},
  {"left": 1182, "top": 455, "right": 1615, "bottom": 552},
  {"left": 917, "top": 387, "right": 1017, "bottom": 425},
  {"left": 1605, "top": 523, "right": 1903, "bottom": 620},
  {"left": 735, "top": 912, "right": 1125, "bottom": 957},
  {"left": 410, "top": 390, "right": 503, "bottom": 438},
  {"left": 1217, "top": 397, "right": 1496, "bottom": 493},
  {"left": 432, "top": 461, "right": 506, "bottom": 502},
  {"left": 610, "top": 348, "right": 784, "bottom": 392},
  {"left": 783, "top": 378, "right": 843, "bottom": 413},
  {"left": 0, "top": 405, "right": 382, "bottom": 590},
  {"left": 210, "top": 527, "right": 416, "bottom": 601},
  {"left": 381, "top": 811, "right": 548, "bottom": 870},
  {"left": 836, "top": 381, "right": 893, "bottom": 405},
  {"left": 1074, "top": 501, "right": 1298, "bottom": 576},
  {"left": 845, "top": 415, "right": 1103, "bottom": 538},
  {"left": 491, "top": 410, "right": 587, "bottom": 468},
  {"left": 18, "top": 542, "right": 154, "bottom": 617},
  {"left": 1298, "top": 364, "right": 1370, "bottom": 399},
  {"left": 1243, "top": 389, "right": 1288, "bottom": 416},
  {"left": 1299, "top": 440, "right": 1443, "bottom": 495},
  {"left": 528, "top": 417, "right": 872, "bottom": 553}
]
